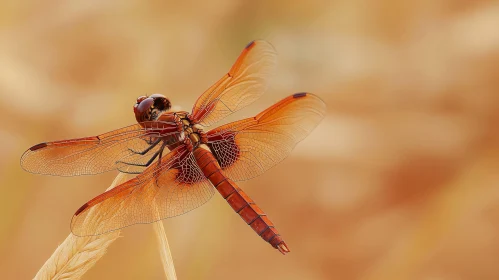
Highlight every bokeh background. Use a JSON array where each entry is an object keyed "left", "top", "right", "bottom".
[{"left": 1, "top": 1, "right": 499, "bottom": 279}]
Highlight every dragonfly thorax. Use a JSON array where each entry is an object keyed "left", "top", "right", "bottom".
[{"left": 174, "top": 112, "right": 206, "bottom": 150}]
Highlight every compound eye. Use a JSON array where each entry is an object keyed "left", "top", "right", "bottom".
[
  {"left": 134, "top": 97, "right": 154, "bottom": 122},
  {"left": 149, "top": 93, "right": 166, "bottom": 99},
  {"left": 136, "top": 96, "right": 147, "bottom": 104}
]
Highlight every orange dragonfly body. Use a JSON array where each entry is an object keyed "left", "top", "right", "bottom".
[{"left": 21, "top": 40, "right": 326, "bottom": 254}]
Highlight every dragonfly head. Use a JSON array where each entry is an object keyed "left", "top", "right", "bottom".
[{"left": 134, "top": 94, "right": 171, "bottom": 122}]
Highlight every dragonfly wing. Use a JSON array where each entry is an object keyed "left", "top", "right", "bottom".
[
  {"left": 207, "top": 93, "right": 326, "bottom": 181},
  {"left": 190, "top": 40, "right": 277, "bottom": 126},
  {"left": 21, "top": 121, "right": 179, "bottom": 176},
  {"left": 70, "top": 146, "right": 214, "bottom": 236}
]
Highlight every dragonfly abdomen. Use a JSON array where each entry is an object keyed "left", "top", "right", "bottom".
[{"left": 193, "top": 146, "right": 290, "bottom": 254}]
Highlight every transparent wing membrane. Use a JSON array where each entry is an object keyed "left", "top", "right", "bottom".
[
  {"left": 70, "top": 146, "right": 214, "bottom": 236},
  {"left": 207, "top": 93, "right": 326, "bottom": 181},
  {"left": 190, "top": 40, "right": 277, "bottom": 126},
  {"left": 21, "top": 121, "right": 179, "bottom": 176}
]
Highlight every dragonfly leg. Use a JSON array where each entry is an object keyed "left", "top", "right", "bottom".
[
  {"left": 128, "top": 138, "right": 161, "bottom": 155},
  {"left": 157, "top": 142, "right": 168, "bottom": 165},
  {"left": 118, "top": 141, "right": 168, "bottom": 175},
  {"left": 118, "top": 149, "right": 161, "bottom": 168},
  {"left": 117, "top": 145, "right": 164, "bottom": 174},
  {"left": 118, "top": 169, "right": 143, "bottom": 175}
]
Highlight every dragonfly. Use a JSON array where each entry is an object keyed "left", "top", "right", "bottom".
[{"left": 21, "top": 40, "right": 326, "bottom": 254}]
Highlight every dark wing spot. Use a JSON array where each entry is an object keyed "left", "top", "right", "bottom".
[
  {"left": 245, "top": 40, "right": 256, "bottom": 50},
  {"left": 75, "top": 203, "right": 89, "bottom": 216},
  {"left": 30, "top": 142, "right": 48, "bottom": 151},
  {"left": 293, "top": 92, "right": 307, "bottom": 98}
]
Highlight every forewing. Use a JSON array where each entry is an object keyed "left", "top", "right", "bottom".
[
  {"left": 207, "top": 93, "right": 326, "bottom": 181},
  {"left": 190, "top": 40, "right": 277, "bottom": 126},
  {"left": 70, "top": 146, "right": 214, "bottom": 236},
  {"left": 20, "top": 121, "right": 179, "bottom": 176}
]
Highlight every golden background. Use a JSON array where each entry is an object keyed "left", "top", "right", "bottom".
[{"left": 1, "top": 1, "right": 499, "bottom": 279}]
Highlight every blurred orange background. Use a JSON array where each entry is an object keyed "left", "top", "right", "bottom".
[{"left": 1, "top": 1, "right": 499, "bottom": 279}]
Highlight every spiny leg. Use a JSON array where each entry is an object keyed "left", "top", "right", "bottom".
[
  {"left": 117, "top": 140, "right": 166, "bottom": 169},
  {"left": 129, "top": 138, "right": 161, "bottom": 155},
  {"left": 118, "top": 168, "right": 143, "bottom": 175},
  {"left": 117, "top": 144, "right": 164, "bottom": 174},
  {"left": 118, "top": 149, "right": 161, "bottom": 167},
  {"left": 143, "top": 136, "right": 158, "bottom": 145},
  {"left": 157, "top": 141, "right": 168, "bottom": 165}
]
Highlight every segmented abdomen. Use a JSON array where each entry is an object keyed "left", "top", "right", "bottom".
[{"left": 193, "top": 146, "right": 289, "bottom": 254}]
